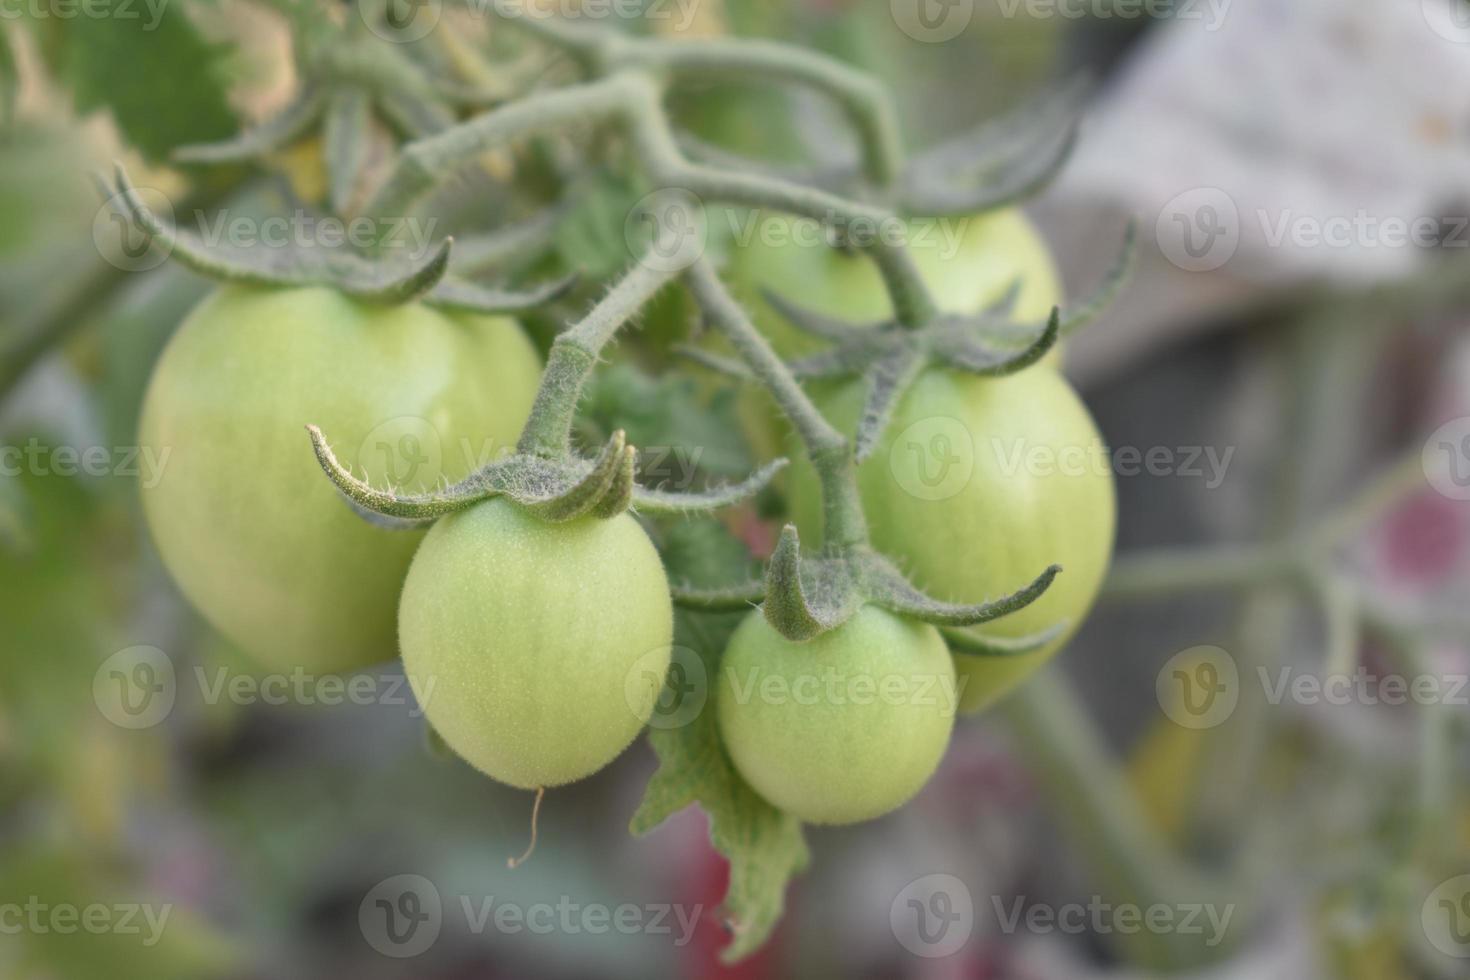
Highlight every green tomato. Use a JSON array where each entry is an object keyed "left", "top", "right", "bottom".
[
  {"left": 716, "top": 606, "right": 957, "bottom": 824},
  {"left": 139, "top": 285, "right": 541, "bottom": 674},
  {"left": 786, "top": 366, "right": 1115, "bottom": 715},
  {"left": 724, "top": 207, "right": 1062, "bottom": 460},
  {"left": 399, "top": 499, "right": 673, "bottom": 789}
]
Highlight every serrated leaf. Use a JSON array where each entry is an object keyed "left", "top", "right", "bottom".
[
  {"left": 630, "top": 612, "right": 809, "bottom": 963},
  {"left": 58, "top": 0, "right": 235, "bottom": 163}
]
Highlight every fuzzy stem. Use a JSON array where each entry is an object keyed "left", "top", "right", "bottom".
[
  {"left": 363, "top": 74, "right": 637, "bottom": 223},
  {"left": 625, "top": 89, "right": 937, "bottom": 327},
  {"left": 618, "top": 37, "right": 904, "bottom": 185},
  {"left": 517, "top": 259, "right": 682, "bottom": 458},
  {"left": 684, "top": 258, "right": 869, "bottom": 549}
]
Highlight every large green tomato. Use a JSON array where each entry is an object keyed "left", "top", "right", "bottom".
[
  {"left": 724, "top": 207, "right": 1062, "bottom": 459},
  {"left": 399, "top": 499, "right": 673, "bottom": 789},
  {"left": 139, "top": 285, "right": 541, "bottom": 674},
  {"left": 716, "top": 606, "right": 957, "bottom": 824},
  {"left": 786, "top": 366, "right": 1115, "bottom": 715}
]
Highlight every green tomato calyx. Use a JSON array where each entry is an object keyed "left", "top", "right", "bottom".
[
  {"left": 308, "top": 424, "right": 786, "bottom": 526},
  {"left": 672, "top": 522, "right": 1065, "bottom": 645}
]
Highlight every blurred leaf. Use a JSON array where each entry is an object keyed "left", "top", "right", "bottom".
[
  {"left": 53, "top": 0, "right": 235, "bottom": 163},
  {"left": 578, "top": 362, "right": 753, "bottom": 479},
  {"left": 631, "top": 521, "right": 807, "bottom": 963},
  {"left": 554, "top": 169, "right": 646, "bottom": 280},
  {"left": 0, "top": 25, "right": 16, "bottom": 126}
]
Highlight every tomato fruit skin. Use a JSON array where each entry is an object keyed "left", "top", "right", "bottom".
[
  {"left": 716, "top": 606, "right": 957, "bottom": 824},
  {"left": 139, "top": 285, "right": 542, "bottom": 674},
  {"left": 399, "top": 499, "right": 673, "bottom": 789},
  {"left": 786, "top": 366, "right": 1116, "bottom": 715},
  {"left": 724, "top": 208, "right": 1062, "bottom": 460}
]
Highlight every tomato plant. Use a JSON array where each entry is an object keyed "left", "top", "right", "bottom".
[
  {"left": 398, "top": 498, "right": 673, "bottom": 789},
  {"left": 716, "top": 605, "right": 957, "bottom": 825},
  {"left": 139, "top": 285, "right": 542, "bottom": 674},
  {"left": 784, "top": 365, "right": 1116, "bottom": 713}
]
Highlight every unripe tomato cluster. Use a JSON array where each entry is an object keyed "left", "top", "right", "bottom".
[{"left": 138, "top": 209, "right": 1114, "bottom": 825}]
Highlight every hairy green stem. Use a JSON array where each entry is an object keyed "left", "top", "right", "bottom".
[
  {"left": 517, "top": 258, "right": 681, "bottom": 457},
  {"left": 617, "top": 37, "right": 903, "bottom": 186},
  {"left": 363, "top": 73, "right": 637, "bottom": 222},
  {"left": 684, "top": 257, "right": 868, "bottom": 549}
]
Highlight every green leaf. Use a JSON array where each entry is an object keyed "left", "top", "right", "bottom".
[
  {"left": 578, "top": 362, "right": 753, "bottom": 479},
  {"left": 631, "top": 521, "right": 807, "bottom": 963},
  {"left": 554, "top": 169, "right": 647, "bottom": 280},
  {"left": 56, "top": 0, "right": 236, "bottom": 163}
]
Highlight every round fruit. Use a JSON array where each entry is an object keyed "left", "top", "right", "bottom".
[
  {"left": 723, "top": 207, "right": 1062, "bottom": 460},
  {"left": 139, "top": 285, "right": 542, "bottom": 674},
  {"left": 786, "top": 366, "right": 1115, "bottom": 715},
  {"left": 716, "top": 606, "right": 957, "bottom": 824},
  {"left": 398, "top": 499, "right": 673, "bottom": 789}
]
